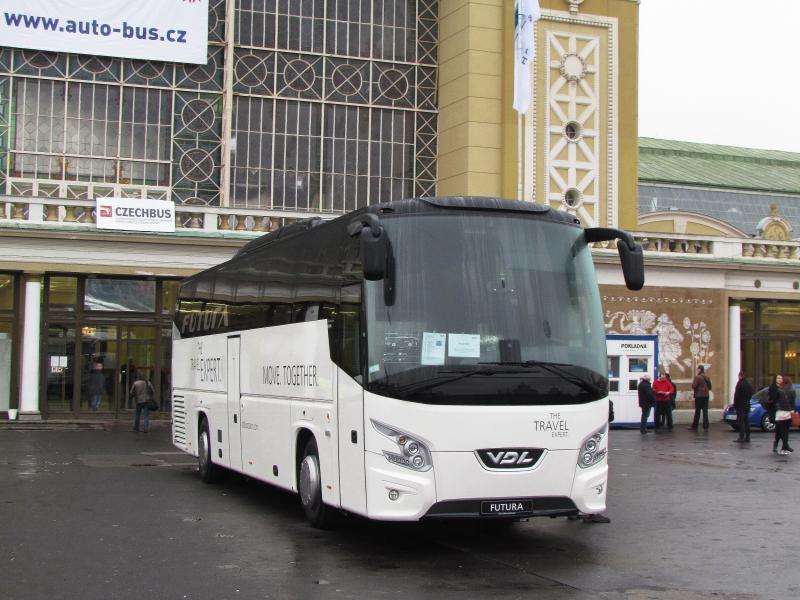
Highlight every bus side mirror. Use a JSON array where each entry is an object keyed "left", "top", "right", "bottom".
[
  {"left": 584, "top": 227, "right": 645, "bottom": 291},
  {"left": 360, "top": 227, "right": 387, "bottom": 280},
  {"left": 349, "top": 214, "right": 386, "bottom": 281},
  {"left": 617, "top": 240, "right": 644, "bottom": 291}
]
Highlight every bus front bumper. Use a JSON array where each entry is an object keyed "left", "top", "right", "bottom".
[{"left": 363, "top": 449, "right": 607, "bottom": 521}]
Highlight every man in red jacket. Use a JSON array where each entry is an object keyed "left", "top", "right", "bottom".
[{"left": 653, "top": 371, "right": 676, "bottom": 431}]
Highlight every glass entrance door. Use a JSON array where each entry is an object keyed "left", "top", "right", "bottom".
[
  {"left": 119, "top": 326, "right": 156, "bottom": 413},
  {"left": 80, "top": 324, "right": 118, "bottom": 415},
  {"left": 46, "top": 324, "right": 76, "bottom": 413}
]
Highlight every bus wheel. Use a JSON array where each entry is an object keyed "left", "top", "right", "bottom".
[
  {"left": 298, "top": 437, "right": 334, "bottom": 529},
  {"left": 198, "top": 418, "right": 220, "bottom": 483}
]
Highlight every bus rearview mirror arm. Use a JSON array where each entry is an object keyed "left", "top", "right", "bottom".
[
  {"left": 349, "top": 214, "right": 387, "bottom": 281},
  {"left": 584, "top": 227, "right": 645, "bottom": 291}
]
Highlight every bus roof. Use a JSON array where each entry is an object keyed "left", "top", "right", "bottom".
[{"left": 234, "top": 196, "right": 572, "bottom": 260}]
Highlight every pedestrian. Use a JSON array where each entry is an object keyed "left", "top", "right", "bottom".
[
  {"left": 774, "top": 375, "right": 795, "bottom": 455},
  {"left": 637, "top": 373, "right": 656, "bottom": 434},
  {"left": 87, "top": 362, "right": 105, "bottom": 412},
  {"left": 732, "top": 371, "right": 754, "bottom": 443},
  {"left": 666, "top": 373, "right": 677, "bottom": 410},
  {"left": 652, "top": 371, "right": 675, "bottom": 431},
  {"left": 689, "top": 365, "right": 712, "bottom": 431},
  {"left": 131, "top": 370, "right": 155, "bottom": 433},
  {"left": 766, "top": 374, "right": 782, "bottom": 428}
]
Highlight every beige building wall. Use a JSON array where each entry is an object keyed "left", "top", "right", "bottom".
[{"left": 438, "top": 0, "right": 639, "bottom": 230}]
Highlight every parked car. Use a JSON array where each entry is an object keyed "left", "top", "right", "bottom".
[{"left": 723, "top": 384, "right": 800, "bottom": 432}]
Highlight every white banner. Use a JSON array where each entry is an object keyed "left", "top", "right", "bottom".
[
  {"left": 96, "top": 198, "right": 176, "bottom": 233},
  {"left": 0, "top": 0, "right": 209, "bottom": 64},
  {"left": 513, "top": 0, "right": 541, "bottom": 114}
]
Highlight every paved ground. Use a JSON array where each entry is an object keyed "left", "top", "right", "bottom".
[{"left": 0, "top": 422, "right": 797, "bottom": 600}]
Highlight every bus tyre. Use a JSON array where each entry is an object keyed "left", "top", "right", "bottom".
[
  {"left": 298, "top": 437, "right": 334, "bottom": 529},
  {"left": 198, "top": 418, "right": 221, "bottom": 484}
]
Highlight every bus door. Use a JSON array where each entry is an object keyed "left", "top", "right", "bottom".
[
  {"left": 337, "top": 373, "right": 366, "bottom": 514},
  {"left": 336, "top": 289, "right": 367, "bottom": 515},
  {"left": 226, "top": 336, "right": 243, "bottom": 471}
]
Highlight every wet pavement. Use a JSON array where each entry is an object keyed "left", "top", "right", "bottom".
[{"left": 0, "top": 423, "right": 797, "bottom": 600}]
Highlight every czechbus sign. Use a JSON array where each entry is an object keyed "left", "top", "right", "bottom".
[
  {"left": 96, "top": 198, "right": 176, "bottom": 233},
  {"left": 0, "top": 0, "right": 209, "bottom": 64}
]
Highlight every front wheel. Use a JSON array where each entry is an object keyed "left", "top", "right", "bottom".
[
  {"left": 298, "top": 437, "right": 335, "bottom": 529},
  {"left": 760, "top": 413, "right": 776, "bottom": 433},
  {"left": 198, "top": 418, "right": 221, "bottom": 483}
]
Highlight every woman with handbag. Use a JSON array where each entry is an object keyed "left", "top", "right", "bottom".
[
  {"left": 131, "top": 371, "right": 155, "bottom": 433},
  {"left": 774, "top": 376, "right": 795, "bottom": 455}
]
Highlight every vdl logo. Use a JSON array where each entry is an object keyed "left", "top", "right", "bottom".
[{"left": 476, "top": 448, "right": 544, "bottom": 470}]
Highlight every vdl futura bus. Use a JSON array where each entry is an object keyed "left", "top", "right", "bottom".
[{"left": 171, "top": 196, "right": 644, "bottom": 528}]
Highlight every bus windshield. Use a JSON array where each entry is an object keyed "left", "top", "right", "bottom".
[{"left": 364, "top": 212, "right": 608, "bottom": 405}]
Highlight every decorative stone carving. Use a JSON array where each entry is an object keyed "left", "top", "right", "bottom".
[
  {"left": 756, "top": 204, "right": 792, "bottom": 241},
  {"left": 546, "top": 31, "right": 600, "bottom": 226},
  {"left": 559, "top": 53, "right": 587, "bottom": 83},
  {"left": 565, "top": 0, "right": 585, "bottom": 15}
]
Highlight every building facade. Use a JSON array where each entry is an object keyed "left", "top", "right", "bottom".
[
  {"left": 0, "top": 0, "right": 440, "bottom": 419},
  {"left": 635, "top": 139, "right": 800, "bottom": 401},
  {"left": 2, "top": 0, "right": 800, "bottom": 421}
]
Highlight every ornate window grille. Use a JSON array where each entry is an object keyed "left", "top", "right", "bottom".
[{"left": 0, "top": 0, "right": 438, "bottom": 213}]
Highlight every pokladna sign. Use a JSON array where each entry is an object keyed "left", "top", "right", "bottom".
[
  {"left": 96, "top": 198, "right": 176, "bottom": 233},
  {"left": 0, "top": 0, "right": 209, "bottom": 64}
]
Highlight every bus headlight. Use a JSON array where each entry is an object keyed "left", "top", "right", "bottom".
[
  {"left": 371, "top": 420, "right": 432, "bottom": 472},
  {"left": 578, "top": 425, "right": 608, "bottom": 469}
]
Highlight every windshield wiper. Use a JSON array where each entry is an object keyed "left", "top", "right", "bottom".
[
  {"left": 394, "top": 368, "right": 500, "bottom": 395},
  {"left": 479, "top": 360, "right": 605, "bottom": 397}
]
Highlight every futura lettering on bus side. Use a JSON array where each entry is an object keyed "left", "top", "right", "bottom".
[{"left": 182, "top": 305, "right": 229, "bottom": 334}]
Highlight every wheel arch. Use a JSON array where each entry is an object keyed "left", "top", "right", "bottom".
[
  {"left": 295, "top": 427, "right": 316, "bottom": 490},
  {"left": 197, "top": 409, "right": 211, "bottom": 437}
]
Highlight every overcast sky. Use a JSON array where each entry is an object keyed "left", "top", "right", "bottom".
[{"left": 638, "top": 0, "right": 800, "bottom": 152}]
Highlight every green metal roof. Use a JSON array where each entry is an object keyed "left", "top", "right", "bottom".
[{"left": 638, "top": 137, "right": 800, "bottom": 195}]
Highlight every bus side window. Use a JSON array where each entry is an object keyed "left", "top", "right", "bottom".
[
  {"left": 303, "top": 303, "right": 320, "bottom": 321},
  {"left": 338, "top": 303, "right": 361, "bottom": 377},
  {"left": 273, "top": 303, "right": 292, "bottom": 326},
  {"left": 290, "top": 303, "right": 305, "bottom": 323},
  {"left": 319, "top": 303, "right": 339, "bottom": 363}
]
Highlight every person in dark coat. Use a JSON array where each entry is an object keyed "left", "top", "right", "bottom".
[
  {"left": 774, "top": 375, "right": 795, "bottom": 455},
  {"left": 767, "top": 374, "right": 782, "bottom": 428},
  {"left": 733, "top": 371, "right": 754, "bottom": 443},
  {"left": 131, "top": 371, "right": 155, "bottom": 433},
  {"left": 87, "top": 362, "right": 105, "bottom": 412},
  {"left": 637, "top": 374, "right": 656, "bottom": 434},
  {"left": 666, "top": 373, "right": 677, "bottom": 410},
  {"left": 689, "top": 365, "right": 711, "bottom": 431}
]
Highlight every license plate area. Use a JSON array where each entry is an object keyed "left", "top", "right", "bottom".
[{"left": 480, "top": 500, "right": 533, "bottom": 516}]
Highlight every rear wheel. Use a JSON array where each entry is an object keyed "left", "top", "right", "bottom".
[
  {"left": 198, "top": 418, "right": 221, "bottom": 483},
  {"left": 298, "top": 437, "right": 335, "bottom": 529},
  {"left": 760, "top": 413, "right": 776, "bottom": 433}
]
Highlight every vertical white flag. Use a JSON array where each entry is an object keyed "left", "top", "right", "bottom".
[{"left": 513, "top": 0, "right": 541, "bottom": 114}]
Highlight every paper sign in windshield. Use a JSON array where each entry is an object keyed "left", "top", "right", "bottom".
[
  {"left": 421, "top": 332, "right": 446, "bottom": 365},
  {"left": 448, "top": 334, "right": 481, "bottom": 358}
]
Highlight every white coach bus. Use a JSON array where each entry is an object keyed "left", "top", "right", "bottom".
[{"left": 171, "top": 196, "right": 644, "bottom": 528}]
